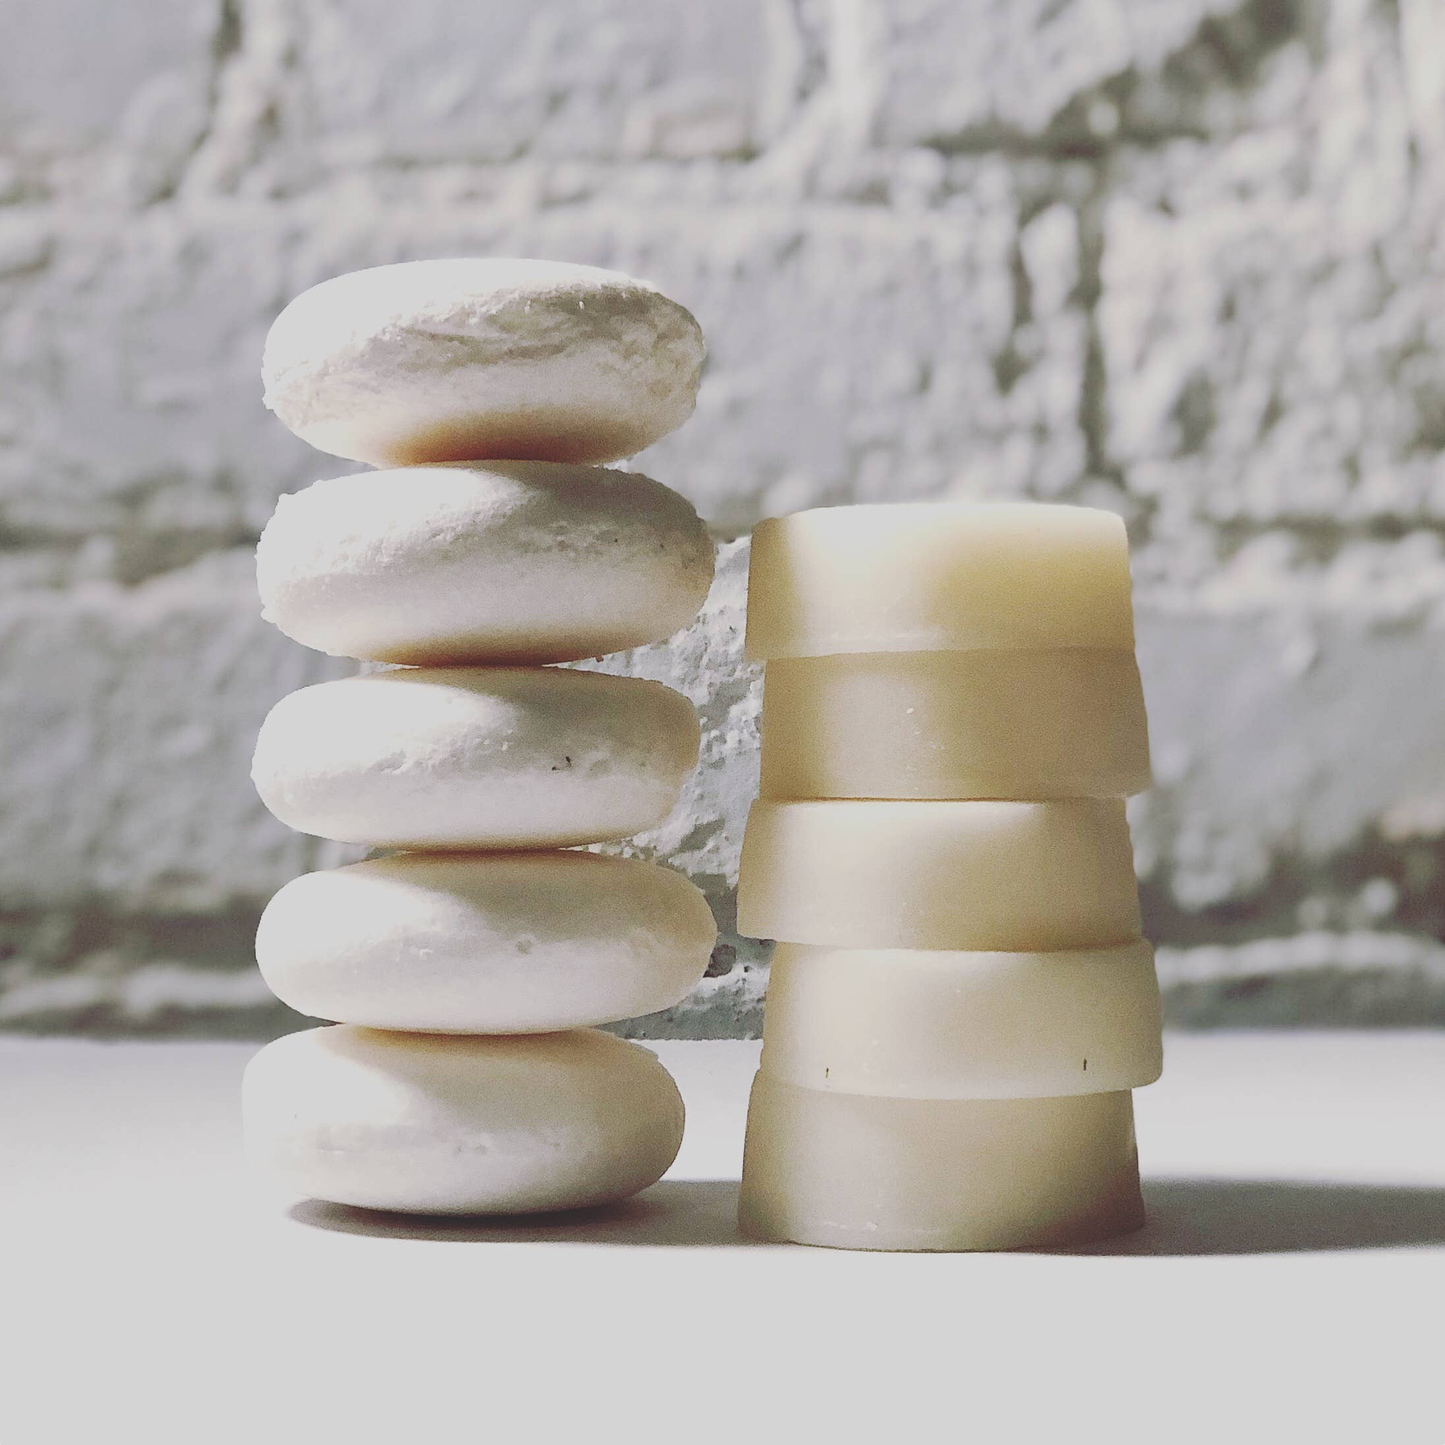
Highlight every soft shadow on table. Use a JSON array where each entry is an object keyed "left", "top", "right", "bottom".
[
  {"left": 1070, "top": 1179, "right": 1445, "bottom": 1257},
  {"left": 290, "top": 1177, "right": 1445, "bottom": 1254},
  {"left": 289, "top": 1178, "right": 762, "bottom": 1246}
]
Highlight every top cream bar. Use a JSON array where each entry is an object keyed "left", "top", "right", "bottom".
[{"left": 744, "top": 502, "right": 1135, "bottom": 661}]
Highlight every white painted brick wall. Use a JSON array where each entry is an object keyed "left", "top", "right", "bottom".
[{"left": 3, "top": 0, "right": 1443, "bottom": 1034}]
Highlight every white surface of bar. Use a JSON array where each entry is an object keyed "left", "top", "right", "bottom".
[
  {"left": 257, "top": 851, "right": 716, "bottom": 1034},
  {"left": 251, "top": 666, "right": 699, "bottom": 849},
  {"left": 257, "top": 461, "right": 715, "bottom": 666},
  {"left": 243, "top": 1025, "right": 684, "bottom": 1213},
  {"left": 262, "top": 259, "right": 704, "bottom": 467}
]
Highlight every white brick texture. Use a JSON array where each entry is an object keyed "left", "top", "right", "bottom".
[{"left": 3, "top": 0, "right": 1443, "bottom": 1033}]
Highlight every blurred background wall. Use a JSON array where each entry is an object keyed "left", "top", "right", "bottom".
[{"left": 2, "top": 0, "right": 1444, "bottom": 1037}]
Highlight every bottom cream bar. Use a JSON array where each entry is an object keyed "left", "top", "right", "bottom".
[{"left": 739, "top": 1075, "right": 1144, "bottom": 1251}]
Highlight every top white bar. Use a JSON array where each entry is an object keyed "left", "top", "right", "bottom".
[
  {"left": 262, "top": 259, "right": 705, "bottom": 467},
  {"left": 745, "top": 501, "right": 1134, "bottom": 660}
]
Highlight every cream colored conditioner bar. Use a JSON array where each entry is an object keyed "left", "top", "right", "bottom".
[
  {"left": 760, "top": 647, "right": 1150, "bottom": 800},
  {"left": 760, "top": 940, "right": 1162, "bottom": 1098},
  {"left": 739, "top": 1076, "right": 1144, "bottom": 1251},
  {"left": 737, "top": 799, "right": 1141, "bottom": 951},
  {"left": 745, "top": 502, "right": 1134, "bottom": 661}
]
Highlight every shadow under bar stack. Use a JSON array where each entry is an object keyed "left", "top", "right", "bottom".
[
  {"left": 243, "top": 259, "right": 717, "bottom": 1215},
  {"left": 737, "top": 502, "right": 1162, "bottom": 1250}
]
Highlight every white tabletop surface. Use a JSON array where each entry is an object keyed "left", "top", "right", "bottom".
[{"left": 3, "top": 1032, "right": 1442, "bottom": 1444}]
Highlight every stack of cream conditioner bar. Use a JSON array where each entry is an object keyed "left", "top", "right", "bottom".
[
  {"left": 736, "top": 502, "right": 1161, "bottom": 1250},
  {"left": 243, "top": 260, "right": 719, "bottom": 1215}
]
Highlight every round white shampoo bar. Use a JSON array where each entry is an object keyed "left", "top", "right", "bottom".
[
  {"left": 739, "top": 1077, "right": 1144, "bottom": 1251},
  {"left": 252, "top": 667, "right": 699, "bottom": 849},
  {"left": 244, "top": 1026, "right": 684, "bottom": 1214},
  {"left": 257, "top": 461, "right": 715, "bottom": 666},
  {"left": 737, "top": 799, "right": 1141, "bottom": 951},
  {"left": 261, "top": 259, "right": 704, "bottom": 467},
  {"left": 761, "top": 648, "right": 1150, "bottom": 800},
  {"left": 761, "top": 941, "right": 1162, "bottom": 1098},
  {"left": 257, "top": 851, "right": 717, "bottom": 1034},
  {"left": 746, "top": 502, "right": 1134, "bottom": 660}
]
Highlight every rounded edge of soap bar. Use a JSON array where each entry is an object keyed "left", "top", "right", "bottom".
[
  {"left": 261, "top": 259, "right": 705, "bottom": 466},
  {"left": 737, "top": 799, "right": 1141, "bottom": 951},
  {"left": 738, "top": 1075, "right": 1144, "bottom": 1251},
  {"left": 759, "top": 647, "right": 1151, "bottom": 800},
  {"left": 257, "top": 850, "right": 717, "bottom": 1034},
  {"left": 243, "top": 1025, "right": 685, "bottom": 1214},
  {"left": 257, "top": 461, "right": 716, "bottom": 666},
  {"left": 744, "top": 502, "right": 1134, "bottom": 660},
  {"left": 251, "top": 666, "right": 700, "bottom": 849},
  {"left": 760, "top": 940, "right": 1162, "bottom": 1098}
]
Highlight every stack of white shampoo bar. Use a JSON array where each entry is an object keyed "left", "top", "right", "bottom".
[
  {"left": 243, "top": 260, "right": 719, "bottom": 1215},
  {"left": 736, "top": 502, "right": 1160, "bottom": 1250}
]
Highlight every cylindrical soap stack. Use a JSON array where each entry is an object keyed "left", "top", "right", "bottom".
[
  {"left": 736, "top": 502, "right": 1161, "bottom": 1250},
  {"left": 241, "top": 259, "right": 720, "bottom": 1216}
]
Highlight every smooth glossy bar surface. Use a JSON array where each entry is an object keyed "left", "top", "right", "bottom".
[
  {"left": 746, "top": 503, "right": 1134, "bottom": 661},
  {"left": 738, "top": 798, "right": 1142, "bottom": 951},
  {"left": 760, "top": 940, "right": 1162, "bottom": 1098},
  {"left": 760, "top": 647, "right": 1150, "bottom": 800},
  {"left": 739, "top": 1075, "right": 1145, "bottom": 1251}
]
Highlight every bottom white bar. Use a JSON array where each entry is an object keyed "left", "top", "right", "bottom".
[
  {"left": 739, "top": 1074, "right": 1144, "bottom": 1251},
  {"left": 243, "top": 1025, "right": 684, "bottom": 1215}
]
